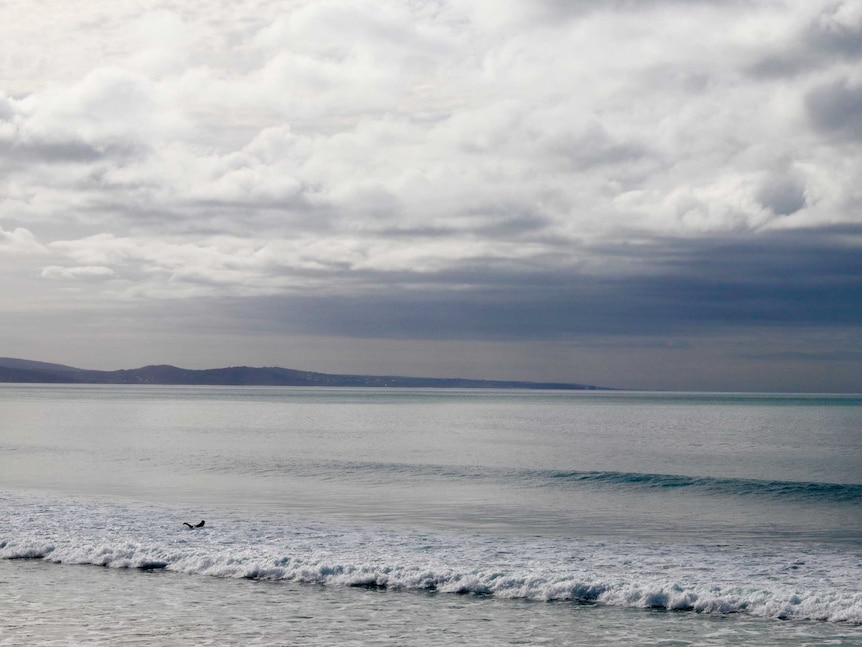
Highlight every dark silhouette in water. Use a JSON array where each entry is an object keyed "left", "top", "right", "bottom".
[{"left": 183, "top": 520, "right": 205, "bottom": 529}]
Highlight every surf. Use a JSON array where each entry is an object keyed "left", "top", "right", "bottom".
[{"left": 2, "top": 492, "right": 861, "bottom": 625}]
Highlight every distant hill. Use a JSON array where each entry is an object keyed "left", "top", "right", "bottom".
[
  {"left": 0, "top": 357, "right": 83, "bottom": 374},
  {"left": 0, "top": 357, "right": 606, "bottom": 390}
]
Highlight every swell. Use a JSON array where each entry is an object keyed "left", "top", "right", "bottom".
[
  {"left": 264, "top": 460, "right": 862, "bottom": 505},
  {"left": 545, "top": 470, "right": 862, "bottom": 504}
]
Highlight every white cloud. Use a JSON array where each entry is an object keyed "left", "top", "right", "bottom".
[
  {"left": 0, "top": 225, "right": 46, "bottom": 254},
  {"left": 41, "top": 265, "right": 116, "bottom": 280},
  {"left": 22, "top": 67, "right": 158, "bottom": 148}
]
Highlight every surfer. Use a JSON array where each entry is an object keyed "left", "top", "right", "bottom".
[{"left": 183, "top": 520, "right": 205, "bottom": 528}]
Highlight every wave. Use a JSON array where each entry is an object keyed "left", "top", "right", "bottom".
[
  {"left": 262, "top": 460, "right": 862, "bottom": 505},
  {"left": 1, "top": 493, "right": 860, "bottom": 625},
  {"left": 2, "top": 535, "right": 859, "bottom": 624},
  {"left": 545, "top": 470, "right": 862, "bottom": 503}
]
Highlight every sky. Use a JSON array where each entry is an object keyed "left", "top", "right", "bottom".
[{"left": 1, "top": 0, "right": 861, "bottom": 392}]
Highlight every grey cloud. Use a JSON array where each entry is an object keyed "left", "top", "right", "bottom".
[
  {"left": 0, "top": 139, "right": 146, "bottom": 164},
  {"left": 755, "top": 172, "right": 806, "bottom": 216},
  {"left": 739, "top": 350, "right": 862, "bottom": 362},
  {"left": 374, "top": 211, "right": 549, "bottom": 240},
  {"left": 220, "top": 225, "right": 862, "bottom": 341},
  {"left": 748, "top": 4, "right": 862, "bottom": 78},
  {"left": 806, "top": 78, "right": 862, "bottom": 140},
  {"left": 498, "top": 0, "right": 736, "bottom": 25},
  {"left": 0, "top": 138, "right": 117, "bottom": 164},
  {"left": 544, "top": 124, "right": 648, "bottom": 172},
  {"left": 807, "top": 11, "right": 862, "bottom": 59},
  {"left": 474, "top": 212, "right": 549, "bottom": 238}
]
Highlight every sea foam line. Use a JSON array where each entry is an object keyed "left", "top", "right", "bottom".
[
  {"left": 1, "top": 494, "right": 860, "bottom": 625},
  {"left": 2, "top": 535, "right": 860, "bottom": 624}
]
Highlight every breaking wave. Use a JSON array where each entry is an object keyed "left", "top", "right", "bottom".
[{"left": 1, "top": 493, "right": 860, "bottom": 625}]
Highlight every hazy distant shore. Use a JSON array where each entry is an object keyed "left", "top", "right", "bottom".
[{"left": 0, "top": 357, "right": 605, "bottom": 390}]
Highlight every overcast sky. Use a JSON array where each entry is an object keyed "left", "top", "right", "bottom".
[{"left": 1, "top": 0, "right": 861, "bottom": 391}]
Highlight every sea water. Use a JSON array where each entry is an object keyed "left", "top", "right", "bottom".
[{"left": 1, "top": 386, "right": 860, "bottom": 645}]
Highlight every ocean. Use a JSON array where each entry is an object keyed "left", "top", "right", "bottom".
[{"left": 1, "top": 385, "right": 860, "bottom": 645}]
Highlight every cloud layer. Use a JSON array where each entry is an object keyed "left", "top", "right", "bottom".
[{"left": 1, "top": 0, "right": 861, "bottom": 390}]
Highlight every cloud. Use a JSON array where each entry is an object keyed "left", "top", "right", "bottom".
[
  {"left": 748, "top": 0, "right": 862, "bottom": 77},
  {"left": 41, "top": 265, "right": 116, "bottom": 281},
  {"left": 201, "top": 225, "right": 862, "bottom": 342},
  {"left": 755, "top": 166, "right": 808, "bottom": 216},
  {"left": 0, "top": 0, "right": 860, "bottom": 389},
  {"left": 0, "top": 225, "right": 46, "bottom": 254},
  {"left": 806, "top": 76, "right": 862, "bottom": 140},
  {"left": 0, "top": 68, "right": 161, "bottom": 160},
  {"left": 2, "top": 0, "right": 857, "bottom": 246}
]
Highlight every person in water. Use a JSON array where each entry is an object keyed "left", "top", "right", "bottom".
[{"left": 183, "top": 520, "right": 205, "bottom": 528}]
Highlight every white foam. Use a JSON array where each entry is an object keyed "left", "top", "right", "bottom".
[{"left": 1, "top": 492, "right": 860, "bottom": 625}]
